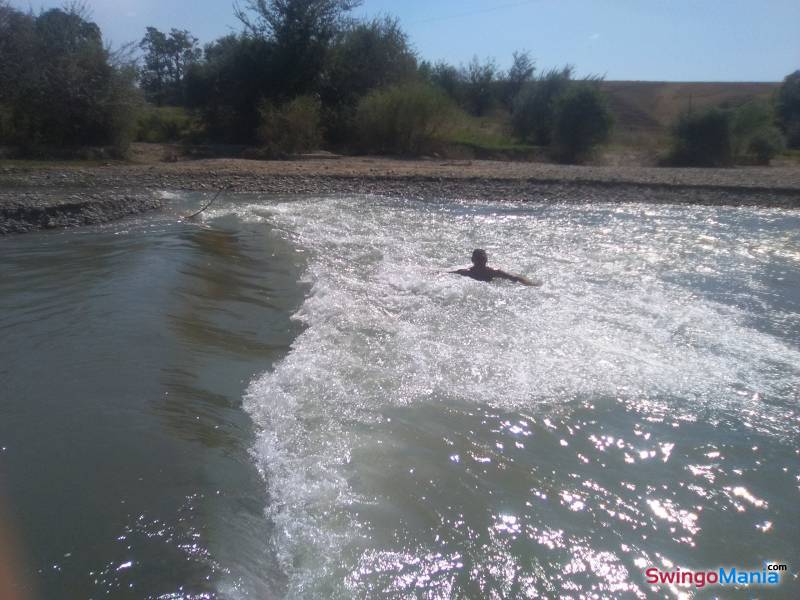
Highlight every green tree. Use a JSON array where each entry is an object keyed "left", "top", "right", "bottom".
[
  {"left": 668, "top": 108, "right": 733, "bottom": 167},
  {"left": 0, "top": 4, "right": 140, "bottom": 154},
  {"left": 139, "top": 27, "right": 201, "bottom": 105},
  {"left": 776, "top": 70, "right": 800, "bottom": 148},
  {"left": 510, "top": 66, "right": 573, "bottom": 145},
  {"left": 462, "top": 56, "right": 498, "bottom": 116},
  {"left": 731, "top": 101, "right": 785, "bottom": 164},
  {"left": 356, "top": 82, "right": 457, "bottom": 154},
  {"left": 323, "top": 17, "right": 416, "bottom": 103},
  {"left": 183, "top": 34, "right": 275, "bottom": 142},
  {"left": 257, "top": 95, "right": 322, "bottom": 156},
  {"left": 551, "top": 83, "right": 613, "bottom": 163},
  {"left": 320, "top": 16, "right": 417, "bottom": 144},
  {"left": 732, "top": 101, "right": 773, "bottom": 152},
  {"left": 235, "top": 0, "right": 361, "bottom": 97},
  {"left": 429, "top": 61, "right": 462, "bottom": 102},
  {"left": 502, "top": 50, "right": 535, "bottom": 109},
  {"left": 0, "top": 3, "right": 37, "bottom": 140},
  {"left": 746, "top": 128, "right": 785, "bottom": 164}
]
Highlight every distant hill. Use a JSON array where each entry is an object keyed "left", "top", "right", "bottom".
[{"left": 600, "top": 81, "right": 780, "bottom": 145}]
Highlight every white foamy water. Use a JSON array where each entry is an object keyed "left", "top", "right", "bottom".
[{"left": 216, "top": 196, "right": 800, "bottom": 598}]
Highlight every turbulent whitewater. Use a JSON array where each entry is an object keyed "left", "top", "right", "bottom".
[{"left": 218, "top": 196, "right": 800, "bottom": 598}]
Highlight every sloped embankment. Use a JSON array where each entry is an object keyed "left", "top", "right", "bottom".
[{"left": 0, "top": 190, "right": 162, "bottom": 234}]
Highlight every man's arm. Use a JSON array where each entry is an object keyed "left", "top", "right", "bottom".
[{"left": 492, "top": 269, "right": 535, "bottom": 286}]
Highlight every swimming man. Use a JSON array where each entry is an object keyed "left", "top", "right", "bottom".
[{"left": 451, "top": 249, "right": 534, "bottom": 285}]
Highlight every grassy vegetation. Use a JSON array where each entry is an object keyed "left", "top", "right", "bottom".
[
  {"left": 356, "top": 82, "right": 458, "bottom": 155},
  {"left": 257, "top": 95, "right": 323, "bottom": 156},
  {"left": 135, "top": 106, "right": 199, "bottom": 143},
  {"left": 435, "top": 81, "right": 785, "bottom": 164},
  {"left": 5, "top": 81, "right": 788, "bottom": 166},
  {"left": 448, "top": 112, "right": 535, "bottom": 152},
  {"left": 780, "top": 148, "right": 800, "bottom": 163},
  {"left": 0, "top": 5, "right": 140, "bottom": 157},
  {"left": 601, "top": 81, "right": 780, "bottom": 155},
  {"left": 439, "top": 81, "right": 779, "bottom": 163},
  {"left": 449, "top": 133, "right": 537, "bottom": 153},
  {"left": 2, "top": 0, "right": 793, "bottom": 167}
]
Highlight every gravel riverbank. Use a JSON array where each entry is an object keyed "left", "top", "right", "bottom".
[
  {"left": 0, "top": 189, "right": 162, "bottom": 234},
  {"left": 2, "top": 157, "right": 799, "bottom": 233}
]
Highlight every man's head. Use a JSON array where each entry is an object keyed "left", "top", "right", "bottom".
[{"left": 471, "top": 248, "right": 488, "bottom": 267}]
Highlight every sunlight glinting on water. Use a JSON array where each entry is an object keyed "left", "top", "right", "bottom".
[{"left": 207, "top": 196, "right": 800, "bottom": 598}]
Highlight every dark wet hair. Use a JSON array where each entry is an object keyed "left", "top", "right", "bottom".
[{"left": 472, "top": 248, "right": 487, "bottom": 263}]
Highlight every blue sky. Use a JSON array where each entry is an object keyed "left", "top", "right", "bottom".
[{"left": 9, "top": 0, "right": 799, "bottom": 81}]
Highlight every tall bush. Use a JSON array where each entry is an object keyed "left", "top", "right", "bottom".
[
  {"left": 461, "top": 56, "right": 498, "bottom": 116},
  {"left": 323, "top": 17, "right": 416, "bottom": 103},
  {"left": 135, "top": 106, "right": 193, "bottom": 142},
  {"left": 668, "top": 108, "right": 733, "bottom": 167},
  {"left": 0, "top": 4, "right": 140, "bottom": 155},
  {"left": 235, "top": 0, "right": 361, "bottom": 97},
  {"left": 551, "top": 83, "right": 613, "bottom": 163},
  {"left": 731, "top": 101, "right": 785, "bottom": 164},
  {"left": 746, "top": 128, "right": 785, "bottom": 165},
  {"left": 668, "top": 102, "right": 786, "bottom": 167},
  {"left": 183, "top": 34, "right": 274, "bottom": 143},
  {"left": 355, "top": 82, "right": 456, "bottom": 154},
  {"left": 502, "top": 50, "right": 535, "bottom": 109},
  {"left": 320, "top": 16, "right": 417, "bottom": 144},
  {"left": 105, "top": 63, "right": 142, "bottom": 155},
  {"left": 139, "top": 27, "right": 201, "bottom": 106},
  {"left": 510, "top": 66, "right": 573, "bottom": 145},
  {"left": 429, "top": 61, "right": 462, "bottom": 103},
  {"left": 776, "top": 70, "right": 800, "bottom": 148},
  {"left": 257, "top": 95, "right": 322, "bottom": 156}
]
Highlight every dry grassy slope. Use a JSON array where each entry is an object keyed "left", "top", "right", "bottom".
[{"left": 600, "top": 81, "right": 780, "bottom": 143}]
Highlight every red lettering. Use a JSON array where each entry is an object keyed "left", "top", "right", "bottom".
[
  {"left": 645, "top": 568, "right": 659, "bottom": 584},
  {"left": 660, "top": 571, "right": 677, "bottom": 583}
]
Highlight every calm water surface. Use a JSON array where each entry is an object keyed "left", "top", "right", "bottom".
[{"left": 1, "top": 193, "right": 798, "bottom": 599}]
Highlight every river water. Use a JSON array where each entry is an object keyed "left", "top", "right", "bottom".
[{"left": 1, "top": 193, "right": 798, "bottom": 599}]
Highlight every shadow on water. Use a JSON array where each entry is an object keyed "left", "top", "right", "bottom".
[
  {"left": 157, "top": 225, "right": 305, "bottom": 450},
  {"left": 149, "top": 222, "right": 307, "bottom": 598},
  {"left": 0, "top": 201, "right": 308, "bottom": 599}
]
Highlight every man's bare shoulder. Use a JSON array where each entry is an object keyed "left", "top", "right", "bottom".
[{"left": 488, "top": 267, "right": 513, "bottom": 278}]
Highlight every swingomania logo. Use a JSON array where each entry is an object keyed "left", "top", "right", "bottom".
[{"left": 645, "top": 563, "right": 788, "bottom": 589}]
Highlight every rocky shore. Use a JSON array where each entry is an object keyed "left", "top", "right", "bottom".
[
  {"left": 0, "top": 189, "right": 162, "bottom": 234},
  {"left": 2, "top": 156, "right": 799, "bottom": 234}
]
